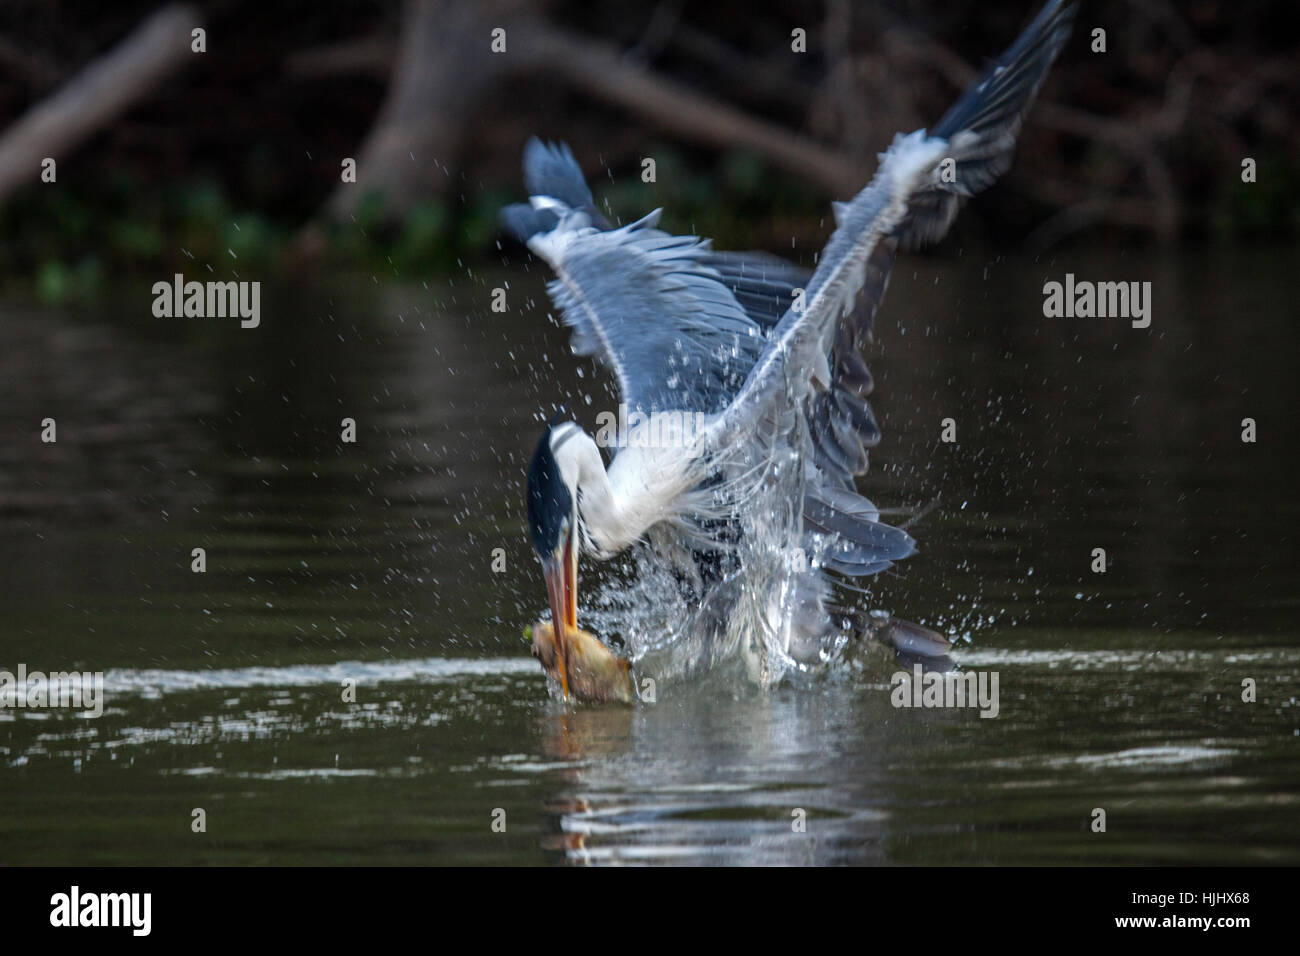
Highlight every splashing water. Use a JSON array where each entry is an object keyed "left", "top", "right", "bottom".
[{"left": 584, "top": 408, "right": 844, "bottom": 692}]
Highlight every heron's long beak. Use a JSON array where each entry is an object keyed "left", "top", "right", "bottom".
[{"left": 542, "top": 527, "right": 579, "bottom": 700}]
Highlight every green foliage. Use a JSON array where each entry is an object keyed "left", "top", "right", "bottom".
[
  {"left": 392, "top": 201, "right": 449, "bottom": 269},
  {"left": 35, "top": 257, "right": 103, "bottom": 305},
  {"left": 1212, "top": 150, "right": 1300, "bottom": 241},
  {"left": 5, "top": 137, "right": 1293, "bottom": 301},
  {"left": 459, "top": 190, "right": 514, "bottom": 256}
]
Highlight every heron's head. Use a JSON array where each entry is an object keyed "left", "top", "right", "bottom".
[{"left": 525, "top": 421, "right": 584, "bottom": 698}]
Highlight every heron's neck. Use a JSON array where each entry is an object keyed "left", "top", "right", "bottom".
[
  {"left": 569, "top": 437, "right": 629, "bottom": 557},
  {"left": 563, "top": 432, "right": 694, "bottom": 557}
]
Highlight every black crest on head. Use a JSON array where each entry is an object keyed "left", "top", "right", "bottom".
[{"left": 525, "top": 426, "right": 573, "bottom": 558}]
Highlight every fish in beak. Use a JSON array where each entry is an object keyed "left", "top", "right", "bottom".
[{"left": 529, "top": 619, "right": 633, "bottom": 704}]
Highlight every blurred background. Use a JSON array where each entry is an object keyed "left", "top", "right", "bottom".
[{"left": 0, "top": 0, "right": 1297, "bottom": 300}]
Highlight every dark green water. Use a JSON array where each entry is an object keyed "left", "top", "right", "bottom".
[{"left": 2, "top": 244, "right": 1297, "bottom": 864}]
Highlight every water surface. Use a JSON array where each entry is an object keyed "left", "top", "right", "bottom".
[{"left": 2, "top": 244, "right": 1297, "bottom": 864}]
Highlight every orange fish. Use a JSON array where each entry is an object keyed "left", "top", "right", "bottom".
[{"left": 529, "top": 621, "right": 634, "bottom": 704}]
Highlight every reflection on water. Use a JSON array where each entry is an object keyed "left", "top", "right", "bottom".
[{"left": 1, "top": 245, "right": 1297, "bottom": 864}]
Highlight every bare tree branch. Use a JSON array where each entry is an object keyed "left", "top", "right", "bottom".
[
  {"left": 520, "top": 21, "right": 864, "bottom": 195},
  {"left": 0, "top": 5, "right": 201, "bottom": 204}
]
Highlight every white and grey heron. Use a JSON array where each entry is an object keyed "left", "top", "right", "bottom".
[{"left": 505, "top": 0, "right": 1075, "bottom": 699}]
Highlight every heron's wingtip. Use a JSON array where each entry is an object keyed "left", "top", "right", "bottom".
[{"left": 499, "top": 202, "right": 558, "bottom": 245}]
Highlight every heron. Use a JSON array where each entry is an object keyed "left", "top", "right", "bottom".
[{"left": 504, "top": 0, "right": 1075, "bottom": 699}]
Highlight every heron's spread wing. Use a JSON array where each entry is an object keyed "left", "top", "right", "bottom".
[
  {"left": 526, "top": 211, "right": 766, "bottom": 415},
  {"left": 703, "top": 251, "right": 885, "bottom": 483},
  {"left": 898, "top": 0, "right": 1078, "bottom": 247},
  {"left": 710, "top": 0, "right": 1074, "bottom": 445}
]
